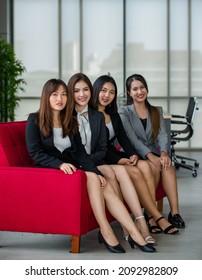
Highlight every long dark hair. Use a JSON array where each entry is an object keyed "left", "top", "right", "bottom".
[
  {"left": 126, "top": 74, "right": 160, "bottom": 143},
  {"left": 37, "top": 78, "right": 78, "bottom": 137},
  {"left": 92, "top": 75, "right": 118, "bottom": 114}
]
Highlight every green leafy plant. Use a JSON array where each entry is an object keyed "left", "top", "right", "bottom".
[{"left": 0, "top": 38, "right": 26, "bottom": 122}]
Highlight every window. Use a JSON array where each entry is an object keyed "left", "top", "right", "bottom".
[
  {"left": 13, "top": 0, "right": 202, "bottom": 149},
  {"left": 14, "top": 0, "right": 58, "bottom": 97},
  {"left": 126, "top": 0, "right": 167, "bottom": 97},
  {"left": 82, "top": 0, "right": 123, "bottom": 91}
]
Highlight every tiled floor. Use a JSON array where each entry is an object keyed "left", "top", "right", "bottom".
[{"left": 0, "top": 152, "right": 202, "bottom": 260}]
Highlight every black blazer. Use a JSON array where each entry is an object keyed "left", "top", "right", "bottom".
[
  {"left": 87, "top": 107, "right": 107, "bottom": 166},
  {"left": 104, "top": 112, "right": 138, "bottom": 164},
  {"left": 26, "top": 113, "right": 102, "bottom": 176}
]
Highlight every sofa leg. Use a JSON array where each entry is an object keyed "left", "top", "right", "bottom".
[
  {"left": 157, "top": 198, "right": 163, "bottom": 212},
  {"left": 70, "top": 235, "right": 81, "bottom": 253}
]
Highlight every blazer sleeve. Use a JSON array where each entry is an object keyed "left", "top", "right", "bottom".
[
  {"left": 89, "top": 110, "right": 107, "bottom": 165},
  {"left": 26, "top": 113, "right": 63, "bottom": 168},
  {"left": 157, "top": 107, "right": 169, "bottom": 153},
  {"left": 119, "top": 107, "right": 151, "bottom": 159},
  {"left": 115, "top": 113, "right": 138, "bottom": 157},
  {"left": 73, "top": 132, "right": 103, "bottom": 176}
]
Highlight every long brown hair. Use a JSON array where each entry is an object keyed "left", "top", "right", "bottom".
[
  {"left": 126, "top": 74, "right": 160, "bottom": 143},
  {"left": 37, "top": 79, "right": 78, "bottom": 137}
]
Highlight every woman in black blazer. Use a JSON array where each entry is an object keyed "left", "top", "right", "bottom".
[
  {"left": 67, "top": 73, "right": 156, "bottom": 251},
  {"left": 92, "top": 75, "right": 180, "bottom": 235},
  {"left": 26, "top": 78, "right": 134, "bottom": 254}
]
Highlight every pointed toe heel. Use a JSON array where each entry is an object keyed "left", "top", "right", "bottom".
[
  {"left": 98, "top": 231, "right": 126, "bottom": 253},
  {"left": 128, "top": 235, "right": 156, "bottom": 253}
]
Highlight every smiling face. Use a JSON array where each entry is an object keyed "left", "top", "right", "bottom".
[
  {"left": 49, "top": 85, "right": 67, "bottom": 112},
  {"left": 73, "top": 80, "right": 91, "bottom": 111},
  {"left": 129, "top": 79, "right": 148, "bottom": 104},
  {"left": 98, "top": 82, "right": 116, "bottom": 110}
]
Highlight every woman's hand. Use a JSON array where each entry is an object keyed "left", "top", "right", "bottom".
[
  {"left": 118, "top": 158, "right": 132, "bottom": 165},
  {"left": 160, "top": 152, "right": 172, "bottom": 170},
  {"left": 146, "top": 152, "right": 161, "bottom": 171},
  {"left": 59, "top": 163, "right": 77, "bottom": 174},
  {"left": 118, "top": 155, "right": 138, "bottom": 166},
  {"left": 98, "top": 175, "right": 107, "bottom": 190},
  {"left": 129, "top": 154, "right": 139, "bottom": 165}
]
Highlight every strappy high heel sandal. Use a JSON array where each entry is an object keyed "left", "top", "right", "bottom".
[
  {"left": 156, "top": 216, "right": 179, "bottom": 234},
  {"left": 144, "top": 211, "right": 161, "bottom": 234},
  {"left": 147, "top": 216, "right": 162, "bottom": 234},
  {"left": 135, "top": 215, "right": 156, "bottom": 244}
]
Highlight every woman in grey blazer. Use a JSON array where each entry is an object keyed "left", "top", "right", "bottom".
[{"left": 119, "top": 74, "right": 185, "bottom": 231}]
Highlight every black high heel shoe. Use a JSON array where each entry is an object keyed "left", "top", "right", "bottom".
[
  {"left": 168, "top": 212, "right": 185, "bottom": 229},
  {"left": 98, "top": 231, "right": 126, "bottom": 253},
  {"left": 156, "top": 216, "right": 179, "bottom": 234},
  {"left": 128, "top": 235, "right": 156, "bottom": 253}
]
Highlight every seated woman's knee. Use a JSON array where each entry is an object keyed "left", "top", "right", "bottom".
[
  {"left": 98, "top": 165, "right": 116, "bottom": 181},
  {"left": 86, "top": 171, "right": 100, "bottom": 184},
  {"left": 137, "top": 160, "right": 153, "bottom": 176}
]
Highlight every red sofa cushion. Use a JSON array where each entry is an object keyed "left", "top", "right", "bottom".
[
  {"left": 0, "top": 143, "right": 9, "bottom": 166},
  {"left": 0, "top": 121, "right": 34, "bottom": 167},
  {"left": 0, "top": 167, "right": 89, "bottom": 235}
]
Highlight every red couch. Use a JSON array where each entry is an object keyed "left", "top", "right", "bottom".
[
  {"left": 0, "top": 121, "right": 165, "bottom": 253},
  {"left": 0, "top": 120, "right": 107, "bottom": 253}
]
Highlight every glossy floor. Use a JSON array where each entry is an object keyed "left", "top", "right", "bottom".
[{"left": 0, "top": 152, "right": 201, "bottom": 260}]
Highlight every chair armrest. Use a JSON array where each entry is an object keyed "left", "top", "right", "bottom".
[
  {"left": 171, "top": 120, "right": 188, "bottom": 125},
  {"left": 0, "top": 167, "right": 89, "bottom": 236},
  {"left": 171, "top": 114, "right": 187, "bottom": 119}
]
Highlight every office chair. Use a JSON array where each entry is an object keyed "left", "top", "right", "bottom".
[{"left": 170, "top": 97, "right": 199, "bottom": 177}]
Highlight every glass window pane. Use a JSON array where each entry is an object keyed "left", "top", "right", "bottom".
[
  {"left": 191, "top": 0, "right": 202, "bottom": 97},
  {"left": 14, "top": 0, "right": 58, "bottom": 97},
  {"left": 170, "top": 99, "right": 201, "bottom": 148},
  {"left": 82, "top": 0, "right": 123, "bottom": 92},
  {"left": 170, "top": 0, "right": 188, "bottom": 97},
  {"left": 62, "top": 0, "right": 80, "bottom": 82},
  {"left": 126, "top": 0, "right": 167, "bottom": 97}
]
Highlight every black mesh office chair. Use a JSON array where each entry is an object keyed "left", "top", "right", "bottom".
[{"left": 170, "top": 97, "right": 199, "bottom": 177}]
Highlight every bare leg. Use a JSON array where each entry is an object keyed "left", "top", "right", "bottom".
[
  {"left": 147, "top": 160, "right": 180, "bottom": 214},
  {"left": 102, "top": 182, "right": 149, "bottom": 246},
  {"left": 161, "top": 165, "right": 179, "bottom": 215},
  {"left": 123, "top": 165, "right": 177, "bottom": 233},
  {"left": 136, "top": 159, "right": 156, "bottom": 201},
  {"left": 146, "top": 159, "right": 160, "bottom": 188},
  {"left": 97, "top": 165, "right": 123, "bottom": 199},
  {"left": 86, "top": 172, "right": 119, "bottom": 246},
  {"left": 97, "top": 164, "right": 128, "bottom": 237},
  {"left": 110, "top": 164, "right": 155, "bottom": 243}
]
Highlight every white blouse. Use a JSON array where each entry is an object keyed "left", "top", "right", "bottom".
[
  {"left": 106, "top": 121, "right": 115, "bottom": 140},
  {"left": 53, "top": 127, "right": 71, "bottom": 153}
]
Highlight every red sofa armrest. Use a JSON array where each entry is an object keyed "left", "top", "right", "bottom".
[{"left": 0, "top": 167, "right": 89, "bottom": 236}]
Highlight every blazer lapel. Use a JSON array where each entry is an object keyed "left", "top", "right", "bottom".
[
  {"left": 128, "top": 105, "right": 147, "bottom": 141},
  {"left": 88, "top": 108, "right": 97, "bottom": 151}
]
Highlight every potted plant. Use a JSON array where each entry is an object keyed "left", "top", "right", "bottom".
[{"left": 0, "top": 38, "right": 26, "bottom": 122}]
